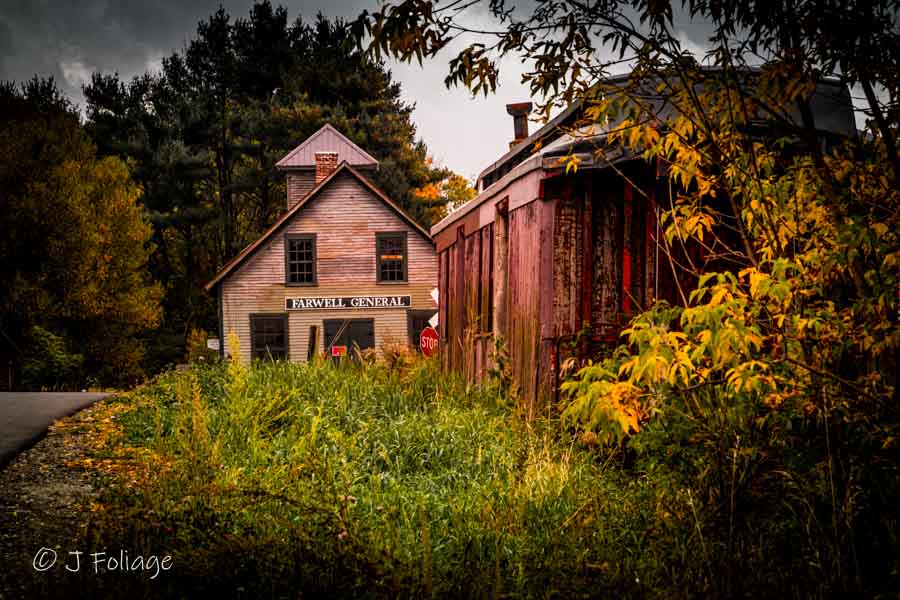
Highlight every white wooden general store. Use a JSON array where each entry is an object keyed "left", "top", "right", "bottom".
[{"left": 205, "top": 124, "right": 438, "bottom": 362}]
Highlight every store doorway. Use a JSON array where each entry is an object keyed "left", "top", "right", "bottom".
[{"left": 323, "top": 319, "right": 375, "bottom": 361}]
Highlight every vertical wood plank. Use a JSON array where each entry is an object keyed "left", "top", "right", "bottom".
[
  {"left": 580, "top": 179, "right": 593, "bottom": 336},
  {"left": 622, "top": 180, "right": 633, "bottom": 314},
  {"left": 538, "top": 196, "right": 557, "bottom": 409},
  {"left": 464, "top": 231, "right": 480, "bottom": 383},
  {"left": 439, "top": 249, "right": 450, "bottom": 371},
  {"left": 447, "top": 242, "right": 457, "bottom": 371},
  {"left": 480, "top": 225, "right": 494, "bottom": 376},
  {"left": 454, "top": 226, "right": 466, "bottom": 373}
]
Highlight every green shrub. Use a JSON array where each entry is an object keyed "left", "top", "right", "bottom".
[
  {"left": 20, "top": 325, "right": 84, "bottom": 390},
  {"left": 561, "top": 297, "right": 900, "bottom": 597}
]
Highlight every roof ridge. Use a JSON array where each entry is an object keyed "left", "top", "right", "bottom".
[
  {"left": 275, "top": 123, "right": 379, "bottom": 169},
  {"left": 275, "top": 124, "right": 329, "bottom": 166},
  {"left": 205, "top": 161, "right": 431, "bottom": 291}
]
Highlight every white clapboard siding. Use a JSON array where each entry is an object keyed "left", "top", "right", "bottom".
[
  {"left": 221, "top": 170, "right": 438, "bottom": 363},
  {"left": 286, "top": 172, "right": 316, "bottom": 209}
]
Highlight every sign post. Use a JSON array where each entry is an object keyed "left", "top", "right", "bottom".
[{"left": 419, "top": 326, "right": 439, "bottom": 357}]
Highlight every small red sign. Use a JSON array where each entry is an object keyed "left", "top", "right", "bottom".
[
  {"left": 331, "top": 345, "right": 347, "bottom": 357},
  {"left": 419, "top": 326, "right": 439, "bottom": 357}
]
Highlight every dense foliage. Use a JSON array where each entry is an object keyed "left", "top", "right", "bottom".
[
  {"left": 0, "top": 79, "right": 162, "bottom": 388},
  {"left": 356, "top": 0, "right": 900, "bottom": 595},
  {"left": 34, "top": 349, "right": 893, "bottom": 598}
]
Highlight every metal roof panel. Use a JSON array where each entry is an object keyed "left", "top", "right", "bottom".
[{"left": 275, "top": 123, "right": 379, "bottom": 169}]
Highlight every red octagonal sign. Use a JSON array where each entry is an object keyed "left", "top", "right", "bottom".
[{"left": 419, "top": 326, "right": 439, "bottom": 357}]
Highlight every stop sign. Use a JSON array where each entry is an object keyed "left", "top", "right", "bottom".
[{"left": 419, "top": 326, "right": 439, "bottom": 357}]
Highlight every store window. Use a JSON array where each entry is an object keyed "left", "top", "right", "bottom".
[{"left": 376, "top": 232, "right": 407, "bottom": 282}]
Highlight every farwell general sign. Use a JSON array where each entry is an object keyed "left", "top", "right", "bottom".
[{"left": 286, "top": 295, "right": 412, "bottom": 310}]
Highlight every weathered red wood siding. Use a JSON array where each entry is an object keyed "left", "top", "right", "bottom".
[
  {"left": 221, "top": 170, "right": 438, "bottom": 362},
  {"left": 552, "top": 178, "right": 583, "bottom": 340},
  {"left": 551, "top": 164, "right": 662, "bottom": 372},
  {"left": 507, "top": 199, "right": 556, "bottom": 417},
  {"left": 438, "top": 248, "right": 450, "bottom": 369},
  {"left": 478, "top": 223, "right": 494, "bottom": 380},
  {"left": 452, "top": 226, "right": 465, "bottom": 370},
  {"left": 435, "top": 170, "right": 553, "bottom": 414},
  {"left": 463, "top": 231, "right": 479, "bottom": 382},
  {"left": 437, "top": 161, "right": 670, "bottom": 415}
]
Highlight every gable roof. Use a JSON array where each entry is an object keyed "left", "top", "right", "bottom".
[
  {"left": 205, "top": 162, "right": 432, "bottom": 292},
  {"left": 275, "top": 123, "right": 379, "bottom": 169}
]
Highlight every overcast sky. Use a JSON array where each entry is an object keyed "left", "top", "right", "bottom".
[{"left": 0, "top": 0, "right": 715, "bottom": 180}]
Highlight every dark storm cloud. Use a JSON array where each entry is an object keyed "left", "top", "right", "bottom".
[
  {"left": 0, "top": 0, "right": 526, "bottom": 175},
  {"left": 0, "top": 0, "right": 372, "bottom": 111},
  {"left": 0, "top": 17, "right": 14, "bottom": 61}
]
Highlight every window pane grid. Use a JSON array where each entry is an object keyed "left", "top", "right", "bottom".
[
  {"left": 252, "top": 315, "right": 287, "bottom": 360},
  {"left": 377, "top": 234, "right": 406, "bottom": 282},
  {"left": 287, "top": 236, "right": 315, "bottom": 284}
]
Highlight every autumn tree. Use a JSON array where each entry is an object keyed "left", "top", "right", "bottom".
[
  {"left": 356, "top": 0, "right": 900, "bottom": 594},
  {"left": 413, "top": 172, "right": 476, "bottom": 223},
  {"left": 0, "top": 78, "right": 162, "bottom": 388}
]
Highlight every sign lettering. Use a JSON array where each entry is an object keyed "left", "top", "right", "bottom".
[
  {"left": 286, "top": 295, "right": 411, "bottom": 311},
  {"left": 419, "top": 326, "right": 439, "bottom": 357}
]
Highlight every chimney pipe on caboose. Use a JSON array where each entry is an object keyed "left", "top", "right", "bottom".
[{"left": 506, "top": 102, "right": 532, "bottom": 149}]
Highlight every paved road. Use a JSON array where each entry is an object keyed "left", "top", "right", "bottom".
[{"left": 0, "top": 393, "right": 112, "bottom": 468}]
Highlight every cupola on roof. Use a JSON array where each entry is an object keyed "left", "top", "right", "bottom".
[{"left": 275, "top": 123, "right": 379, "bottom": 170}]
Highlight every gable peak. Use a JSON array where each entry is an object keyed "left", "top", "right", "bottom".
[{"left": 276, "top": 123, "right": 379, "bottom": 170}]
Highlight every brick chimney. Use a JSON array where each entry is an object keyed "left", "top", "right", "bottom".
[
  {"left": 506, "top": 102, "right": 533, "bottom": 149},
  {"left": 315, "top": 151, "right": 339, "bottom": 184}
]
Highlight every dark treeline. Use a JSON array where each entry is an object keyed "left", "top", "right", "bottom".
[
  {"left": 0, "top": 1, "right": 470, "bottom": 389},
  {"left": 0, "top": 79, "right": 162, "bottom": 388}
]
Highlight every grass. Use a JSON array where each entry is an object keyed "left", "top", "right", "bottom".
[
  {"left": 71, "top": 354, "right": 651, "bottom": 598},
  {"left": 48, "top": 349, "right": 898, "bottom": 598}
]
